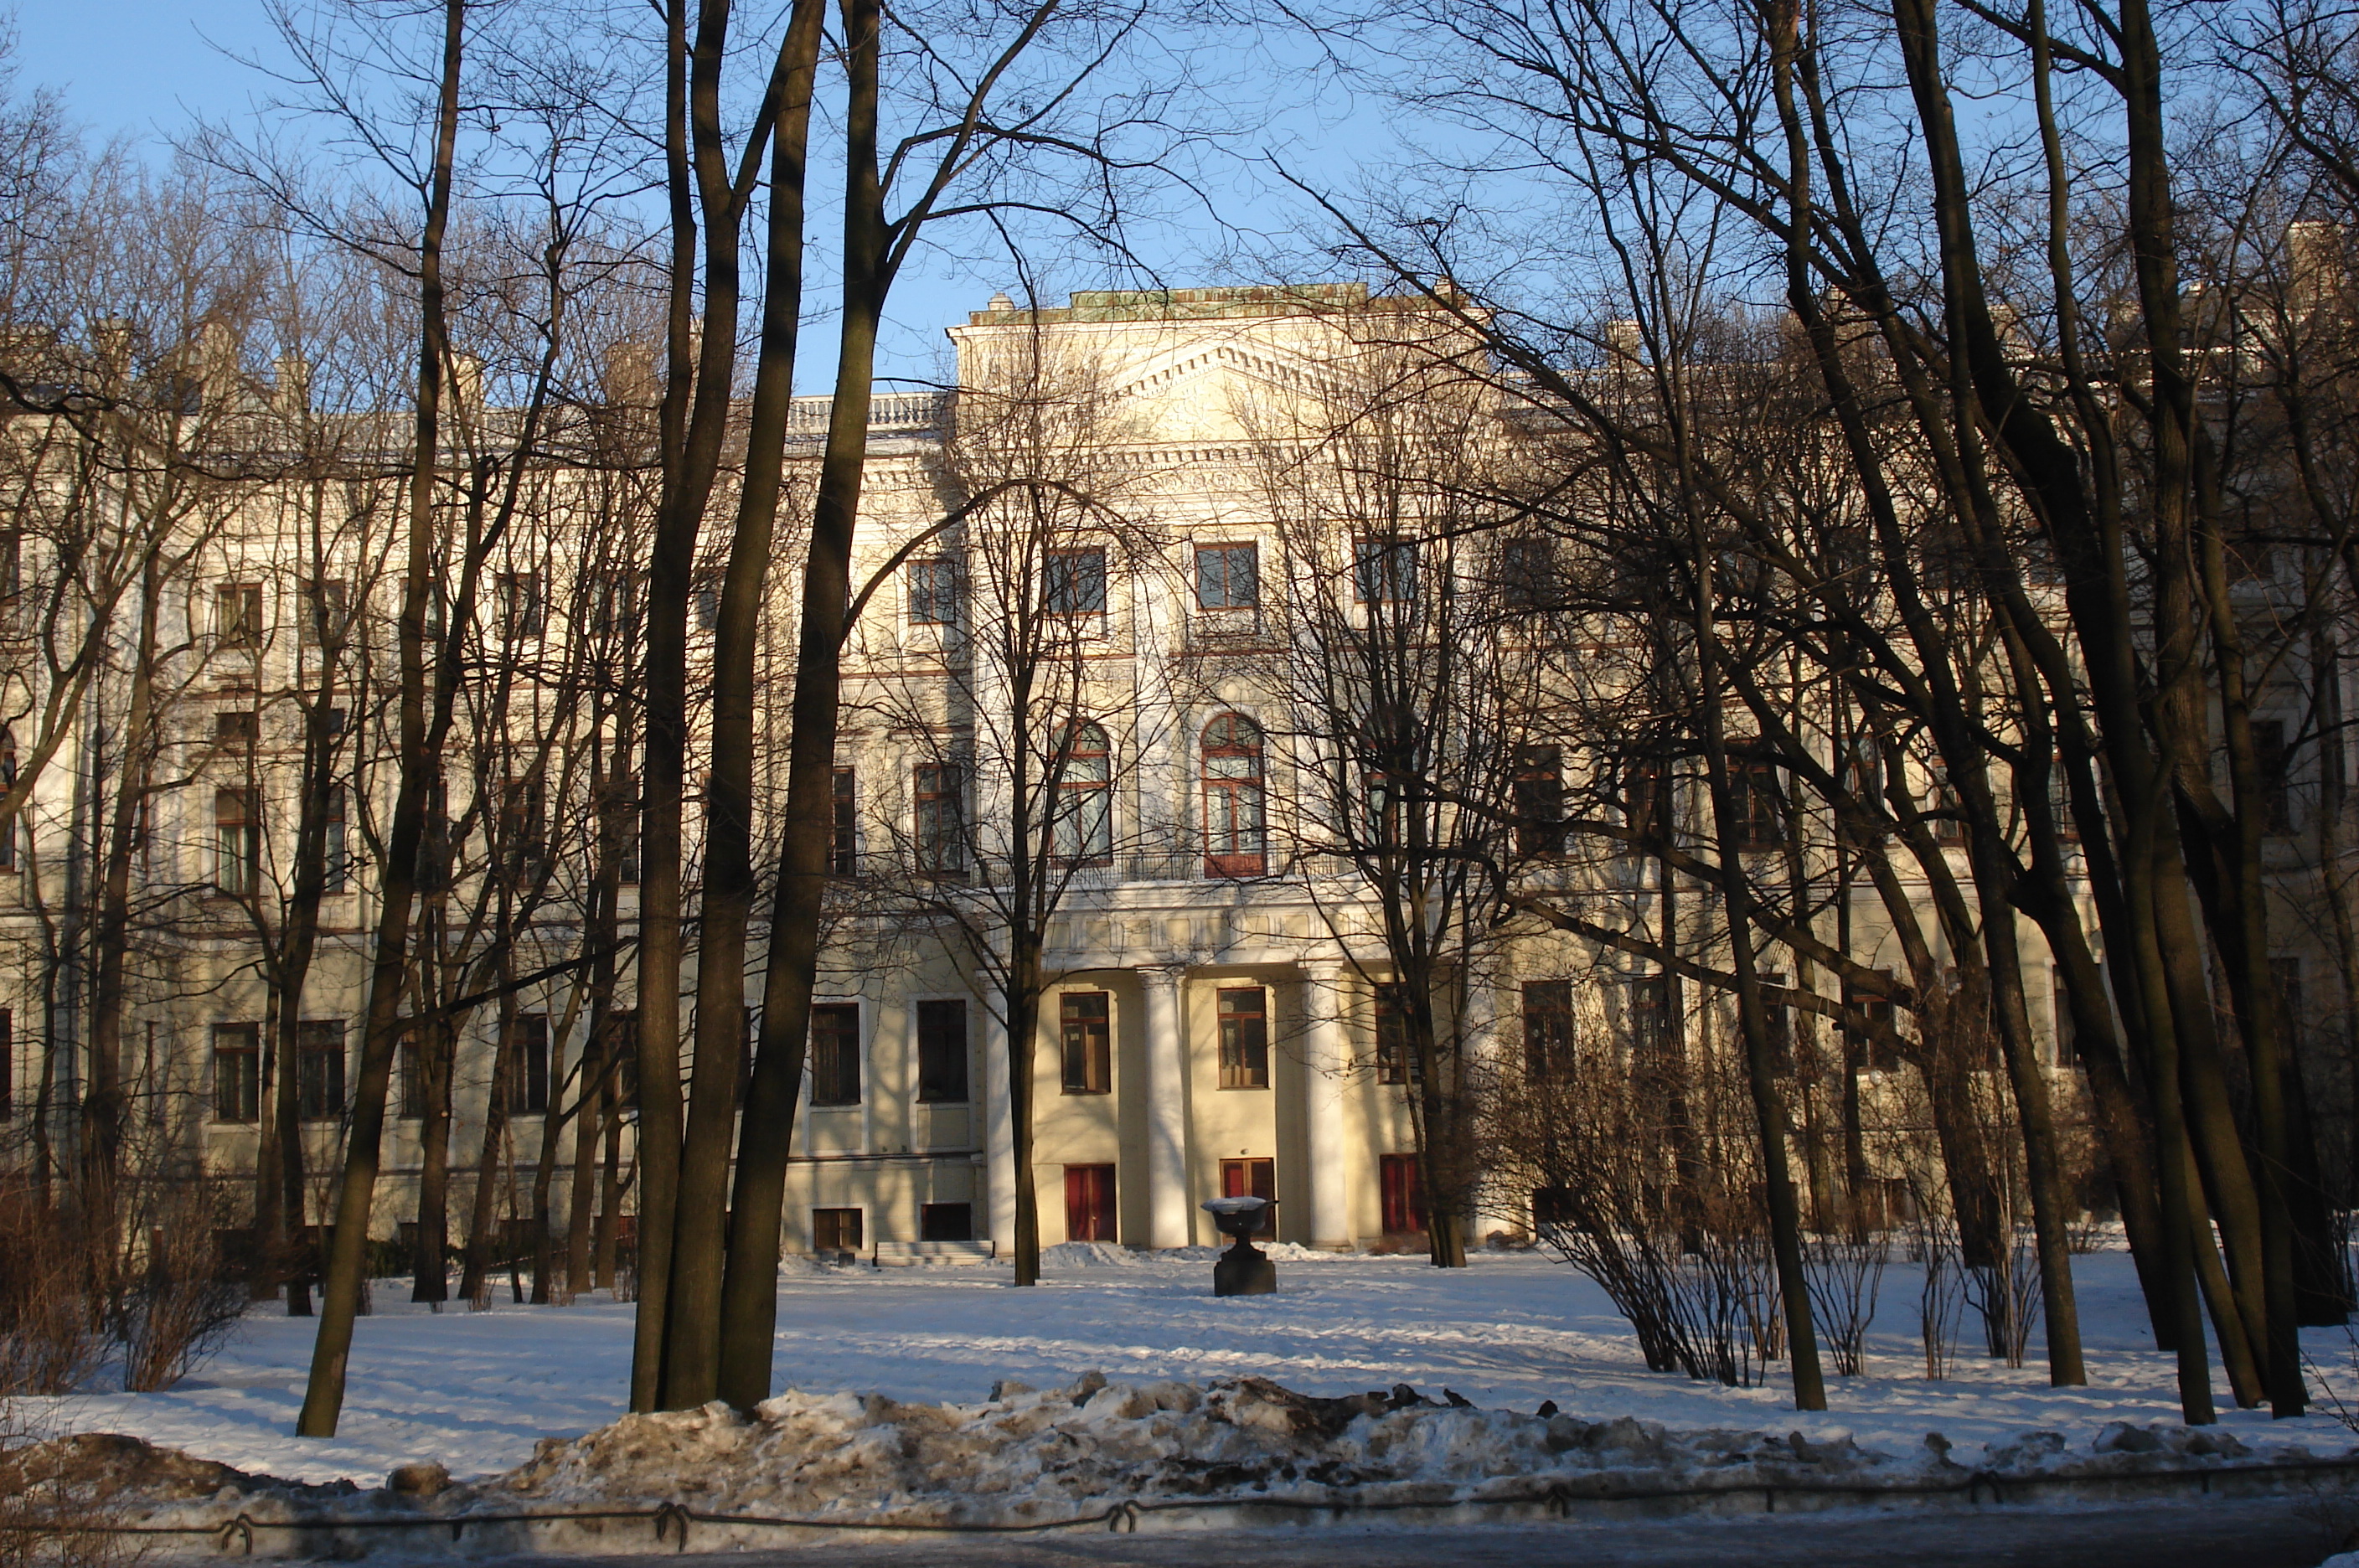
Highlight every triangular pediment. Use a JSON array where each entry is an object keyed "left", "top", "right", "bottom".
[{"left": 1101, "top": 333, "right": 1352, "bottom": 443}]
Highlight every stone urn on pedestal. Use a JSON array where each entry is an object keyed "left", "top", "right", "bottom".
[{"left": 1200, "top": 1196, "right": 1278, "bottom": 1296}]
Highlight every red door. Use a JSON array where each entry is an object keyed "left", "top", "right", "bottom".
[
  {"left": 1220, "top": 1157, "right": 1276, "bottom": 1235},
  {"left": 1380, "top": 1154, "right": 1426, "bottom": 1235},
  {"left": 1064, "top": 1164, "right": 1117, "bottom": 1242}
]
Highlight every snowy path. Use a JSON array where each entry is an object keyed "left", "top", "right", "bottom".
[{"left": 20, "top": 1246, "right": 2359, "bottom": 1485}]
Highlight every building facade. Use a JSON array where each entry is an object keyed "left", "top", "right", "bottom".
[{"left": 2, "top": 281, "right": 2326, "bottom": 1269}]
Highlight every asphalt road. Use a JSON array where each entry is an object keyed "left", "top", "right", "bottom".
[{"left": 439, "top": 1498, "right": 2350, "bottom": 1567}]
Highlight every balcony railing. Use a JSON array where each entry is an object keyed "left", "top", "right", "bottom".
[
  {"left": 839, "top": 843, "right": 1330, "bottom": 891},
  {"left": 786, "top": 390, "right": 949, "bottom": 441}
]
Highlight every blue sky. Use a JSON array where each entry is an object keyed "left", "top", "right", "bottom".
[
  {"left": 11, "top": 3, "right": 1378, "bottom": 390},
  {"left": 16, "top": 1, "right": 282, "bottom": 147}
]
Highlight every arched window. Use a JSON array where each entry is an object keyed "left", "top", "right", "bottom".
[
  {"left": 1050, "top": 721, "right": 1112, "bottom": 864},
  {"left": 1200, "top": 713, "right": 1266, "bottom": 878}
]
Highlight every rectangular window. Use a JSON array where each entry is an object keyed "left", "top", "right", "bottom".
[
  {"left": 215, "top": 709, "right": 257, "bottom": 745},
  {"left": 496, "top": 571, "right": 545, "bottom": 639},
  {"left": 501, "top": 1014, "right": 550, "bottom": 1115},
  {"left": 1847, "top": 970, "right": 1900, "bottom": 1071},
  {"left": 214, "top": 788, "right": 261, "bottom": 897},
  {"left": 1727, "top": 753, "right": 1786, "bottom": 853},
  {"left": 398, "top": 1039, "right": 427, "bottom": 1119},
  {"left": 297, "top": 578, "right": 348, "bottom": 649},
  {"left": 591, "top": 572, "right": 639, "bottom": 639},
  {"left": 915, "top": 998, "right": 969, "bottom": 1103},
  {"left": 1063, "top": 1164, "right": 1117, "bottom": 1242},
  {"left": 1928, "top": 772, "right": 1966, "bottom": 846},
  {"left": 1499, "top": 537, "right": 1558, "bottom": 607},
  {"left": 1514, "top": 745, "right": 1566, "bottom": 856},
  {"left": 0, "top": 1008, "right": 12, "bottom": 1121},
  {"left": 907, "top": 558, "right": 960, "bottom": 625},
  {"left": 1374, "top": 983, "right": 1419, "bottom": 1085},
  {"left": 212, "top": 1023, "right": 261, "bottom": 1123},
  {"left": 605, "top": 1010, "right": 639, "bottom": 1107},
  {"left": 812, "top": 1207, "right": 864, "bottom": 1255},
  {"left": 297, "top": 1019, "right": 346, "bottom": 1122},
  {"left": 920, "top": 1202, "right": 973, "bottom": 1242},
  {"left": 1354, "top": 535, "right": 1417, "bottom": 604},
  {"left": 1758, "top": 973, "right": 1793, "bottom": 1074},
  {"left": 1060, "top": 991, "right": 1111, "bottom": 1094},
  {"left": 1220, "top": 1157, "right": 1276, "bottom": 1235},
  {"left": 1628, "top": 976, "right": 1670, "bottom": 1060},
  {"left": 1838, "top": 739, "right": 1881, "bottom": 811},
  {"left": 498, "top": 771, "right": 547, "bottom": 878},
  {"left": 2051, "top": 968, "right": 2079, "bottom": 1070},
  {"left": 2273, "top": 955, "right": 2305, "bottom": 1054},
  {"left": 1195, "top": 543, "right": 1259, "bottom": 610},
  {"left": 1218, "top": 988, "right": 1270, "bottom": 1089},
  {"left": 215, "top": 583, "right": 263, "bottom": 652},
  {"left": 830, "top": 767, "right": 857, "bottom": 877},
  {"left": 323, "top": 785, "right": 349, "bottom": 893},
  {"left": 914, "top": 763, "right": 966, "bottom": 877},
  {"left": 2253, "top": 720, "right": 2294, "bottom": 835},
  {"left": 0, "top": 532, "right": 20, "bottom": 601},
  {"left": 608, "top": 770, "right": 642, "bottom": 885},
  {"left": 1043, "top": 548, "right": 1108, "bottom": 616},
  {"left": 1522, "top": 979, "right": 1574, "bottom": 1081},
  {"left": 0, "top": 730, "right": 18, "bottom": 871},
  {"left": 1621, "top": 757, "right": 1665, "bottom": 848},
  {"left": 1379, "top": 1153, "right": 1425, "bottom": 1235},
  {"left": 809, "top": 1003, "right": 862, "bottom": 1106}
]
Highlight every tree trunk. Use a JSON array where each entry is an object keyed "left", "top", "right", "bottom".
[
  {"left": 297, "top": 0, "right": 465, "bottom": 1439},
  {"left": 1691, "top": 566, "right": 1824, "bottom": 1410},
  {"left": 460, "top": 994, "right": 518, "bottom": 1304},
  {"left": 410, "top": 1016, "right": 454, "bottom": 1303},
  {"left": 705, "top": 0, "right": 827, "bottom": 1414},
  {"left": 82, "top": 560, "right": 161, "bottom": 1207}
]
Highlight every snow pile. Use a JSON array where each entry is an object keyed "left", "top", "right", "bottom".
[
  {"left": 472, "top": 1373, "right": 1950, "bottom": 1526},
  {"left": 1035, "top": 1240, "right": 1339, "bottom": 1267},
  {"left": 1037, "top": 1242, "right": 1139, "bottom": 1269},
  {"left": 773, "top": 1255, "right": 842, "bottom": 1279},
  {"left": 1161, "top": 1241, "right": 1339, "bottom": 1263},
  {"left": 28, "top": 1247, "right": 2359, "bottom": 1487},
  {"left": 23, "top": 1375, "right": 2356, "bottom": 1541}
]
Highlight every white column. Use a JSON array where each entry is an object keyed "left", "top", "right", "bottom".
[
  {"left": 1142, "top": 964, "right": 1191, "bottom": 1248},
  {"left": 1301, "top": 959, "right": 1353, "bottom": 1251},
  {"left": 983, "top": 1004, "right": 1016, "bottom": 1251}
]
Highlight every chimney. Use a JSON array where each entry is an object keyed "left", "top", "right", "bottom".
[
  {"left": 603, "top": 341, "right": 658, "bottom": 405},
  {"left": 2289, "top": 219, "right": 2345, "bottom": 313},
  {"left": 273, "top": 353, "right": 311, "bottom": 417},
  {"left": 193, "top": 318, "right": 244, "bottom": 413},
  {"left": 447, "top": 352, "right": 484, "bottom": 415},
  {"left": 91, "top": 317, "right": 133, "bottom": 387},
  {"left": 1604, "top": 317, "right": 1644, "bottom": 364}
]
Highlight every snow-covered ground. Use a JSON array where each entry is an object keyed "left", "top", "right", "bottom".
[{"left": 16, "top": 1242, "right": 2359, "bottom": 1486}]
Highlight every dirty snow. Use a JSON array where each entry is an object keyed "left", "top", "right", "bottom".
[{"left": 14, "top": 1245, "right": 2359, "bottom": 1491}]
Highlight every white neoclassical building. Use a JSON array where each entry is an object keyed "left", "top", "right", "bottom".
[{"left": 0, "top": 280, "right": 2191, "bottom": 1271}]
